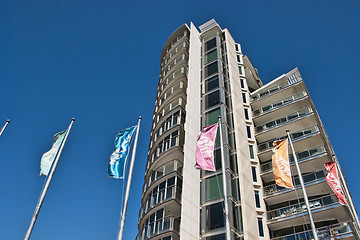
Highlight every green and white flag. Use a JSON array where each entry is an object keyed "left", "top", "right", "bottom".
[{"left": 40, "top": 130, "right": 66, "bottom": 176}]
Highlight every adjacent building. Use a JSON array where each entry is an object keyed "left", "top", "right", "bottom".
[{"left": 136, "top": 19, "right": 360, "bottom": 240}]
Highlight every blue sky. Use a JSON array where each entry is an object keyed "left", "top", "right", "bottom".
[{"left": 1, "top": 0, "right": 359, "bottom": 239}]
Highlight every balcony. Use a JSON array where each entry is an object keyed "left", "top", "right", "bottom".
[
  {"left": 139, "top": 186, "right": 182, "bottom": 220},
  {"left": 251, "top": 77, "right": 302, "bottom": 102},
  {"left": 260, "top": 146, "right": 329, "bottom": 182},
  {"left": 136, "top": 216, "right": 181, "bottom": 240},
  {"left": 264, "top": 170, "right": 326, "bottom": 196},
  {"left": 253, "top": 91, "right": 307, "bottom": 117},
  {"left": 255, "top": 108, "right": 316, "bottom": 143},
  {"left": 251, "top": 77, "right": 305, "bottom": 110},
  {"left": 256, "top": 108, "right": 313, "bottom": 134},
  {"left": 267, "top": 194, "right": 339, "bottom": 221},
  {"left": 271, "top": 222, "right": 354, "bottom": 240},
  {"left": 257, "top": 126, "right": 320, "bottom": 161}
]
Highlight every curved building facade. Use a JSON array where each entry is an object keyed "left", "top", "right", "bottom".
[{"left": 137, "top": 20, "right": 360, "bottom": 240}]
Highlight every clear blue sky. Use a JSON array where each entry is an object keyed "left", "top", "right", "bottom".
[{"left": 1, "top": 1, "right": 359, "bottom": 239}]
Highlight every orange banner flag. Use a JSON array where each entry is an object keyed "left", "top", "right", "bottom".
[{"left": 272, "top": 139, "right": 294, "bottom": 189}]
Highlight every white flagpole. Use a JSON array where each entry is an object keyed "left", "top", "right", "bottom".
[
  {"left": 218, "top": 116, "right": 231, "bottom": 240},
  {"left": 286, "top": 130, "right": 318, "bottom": 240},
  {"left": 24, "top": 118, "right": 75, "bottom": 240},
  {"left": 118, "top": 117, "right": 141, "bottom": 240},
  {"left": 0, "top": 119, "right": 10, "bottom": 137}
]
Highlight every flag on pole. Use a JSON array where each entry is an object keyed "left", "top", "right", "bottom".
[
  {"left": 195, "top": 123, "right": 218, "bottom": 171},
  {"left": 109, "top": 126, "right": 137, "bottom": 179},
  {"left": 272, "top": 139, "right": 294, "bottom": 189},
  {"left": 40, "top": 130, "right": 66, "bottom": 176},
  {"left": 325, "top": 161, "right": 347, "bottom": 205}
]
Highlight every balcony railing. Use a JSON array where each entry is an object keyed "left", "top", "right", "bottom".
[
  {"left": 251, "top": 77, "right": 302, "bottom": 101},
  {"left": 271, "top": 222, "right": 353, "bottom": 240},
  {"left": 139, "top": 186, "right": 182, "bottom": 220},
  {"left": 264, "top": 170, "right": 326, "bottom": 196},
  {"left": 255, "top": 108, "right": 313, "bottom": 133},
  {"left": 257, "top": 126, "right": 319, "bottom": 152},
  {"left": 253, "top": 91, "right": 307, "bottom": 117},
  {"left": 267, "top": 194, "right": 338, "bottom": 221},
  {"left": 260, "top": 146, "right": 326, "bottom": 173},
  {"left": 136, "top": 216, "right": 181, "bottom": 240}
]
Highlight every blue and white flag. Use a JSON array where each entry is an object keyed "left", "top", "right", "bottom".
[
  {"left": 40, "top": 130, "right": 66, "bottom": 176},
  {"left": 108, "top": 126, "right": 137, "bottom": 179}
]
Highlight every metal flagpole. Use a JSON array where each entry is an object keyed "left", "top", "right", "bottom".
[
  {"left": 218, "top": 116, "right": 231, "bottom": 240},
  {"left": 118, "top": 117, "right": 141, "bottom": 240},
  {"left": 286, "top": 130, "right": 318, "bottom": 240},
  {"left": 24, "top": 118, "right": 75, "bottom": 240},
  {"left": 332, "top": 154, "right": 360, "bottom": 234},
  {"left": 0, "top": 119, "right": 10, "bottom": 137}
]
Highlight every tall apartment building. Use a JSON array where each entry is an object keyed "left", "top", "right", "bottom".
[{"left": 136, "top": 19, "right": 360, "bottom": 240}]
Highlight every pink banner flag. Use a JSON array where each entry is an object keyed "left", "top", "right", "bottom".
[
  {"left": 195, "top": 123, "right": 218, "bottom": 171},
  {"left": 325, "top": 161, "right": 347, "bottom": 205}
]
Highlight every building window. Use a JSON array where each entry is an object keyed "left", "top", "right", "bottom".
[
  {"left": 237, "top": 55, "right": 241, "bottom": 63},
  {"left": 205, "top": 107, "right": 221, "bottom": 125},
  {"left": 205, "top": 202, "right": 225, "bottom": 231},
  {"left": 205, "top": 90, "right": 220, "bottom": 109},
  {"left": 251, "top": 166, "right": 257, "bottom": 182},
  {"left": 249, "top": 145, "right": 254, "bottom": 159},
  {"left": 205, "top": 38, "right": 217, "bottom": 52},
  {"left": 205, "top": 49, "right": 218, "bottom": 64},
  {"left": 235, "top": 44, "right": 240, "bottom": 52},
  {"left": 205, "top": 61, "right": 219, "bottom": 78},
  {"left": 255, "top": 190, "right": 261, "bottom": 208},
  {"left": 242, "top": 92, "right": 247, "bottom": 104},
  {"left": 202, "top": 234, "right": 225, "bottom": 240},
  {"left": 246, "top": 126, "right": 252, "bottom": 139},
  {"left": 244, "top": 108, "right": 249, "bottom": 120},
  {"left": 258, "top": 218, "right": 265, "bottom": 237},
  {"left": 240, "top": 79, "right": 245, "bottom": 88},
  {"left": 238, "top": 66, "right": 243, "bottom": 75},
  {"left": 203, "top": 174, "right": 223, "bottom": 202},
  {"left": 205, "top": 75, "right": 220, "bottom": 92}
]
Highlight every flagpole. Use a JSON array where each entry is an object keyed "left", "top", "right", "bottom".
[
  {"left": 286, "top": 130, "right": 318, "bottom": 240},
  {"left": 24, "top": 118, "right": 75, "bottom": 240},
  {"left": 0, "top": 119, "right": 10, "bottom": 137},
  {"left": 218, "top": 116, "right": 231, "bottom": 240},
  {"left": 332, "top": 154, "right": 360, "bottom": 230},
  {"left": 118, "top": 116, "right": 141, "bottom": 240}
]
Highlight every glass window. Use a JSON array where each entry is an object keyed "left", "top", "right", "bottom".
[
  {"left": 205, "top": 202, "right": 225, "bottom": 231},
  {"left": 205, "top": 108, "right": 220, "bottom": 125},
  {"left": 240, "top": 79, "right": 245, "bottom": 88},
  {"left": 204, "top": 234, "right": 225, "bottom": 240},
  {"left": 232, "top": 202, "right": 243, "bottom": 232},
  {"left": 258, "top": 218, "right": 264, "bottom": 237},
  {"left": 205, "top": 175, "right": 223, "bottom": 202},
  {"left": 237, "top": 55, "right": 241, "bottom": 63},
  {"left": 244, "top": 108, "right": 249, "bottom": 120},
  {"left": 238, "top": 66, "right": 243, "bottom": 75},
  {"left": 214, "top": 149, "right": 222, "bottom": 170},
  {"left": 231, "top": 177, "right": 240, "bottom": 201},
  {"left": 205, "top": 38, "right": 217, "bottom": 52},
  {"left": 235, "top": 44, "right": 239, "bottom": 52},
  {"left": 246, "top": 126, "right": 252, "bottom": 139},
  {"left": 205, "top": 90, "right": 220, "bottom": 109},
  {"left": 205, "top": 62, "right": 219, "bottom": 78},
  {"left": 249, "top": 145, "right": 254, "bottom": 159},
  {"left": 229, "top": 153, "right": 238, "bottom": 174},
  {"left": 255, "top": 190, "right": 261, "bottom": 208},
  {"left": 205, "top": 75, "right": 219, "bottom": 92},
  {"left": 205, "top": 49, "right": 218, "bottom": 64},
  {"left": 242, "top": 93, "right": 247, "bottom": 104},
  {"left": 251, "top": 166, "right": 257, "bottom": 182}
]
